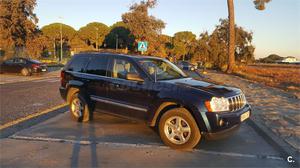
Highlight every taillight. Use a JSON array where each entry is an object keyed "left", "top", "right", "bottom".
[
  {"left": 32, "top": 64, "right": 40, "bottom": 68},
  {"left": 60, "top": 71, "right": 65, "bottom": 86},
  {"left": 60, "top": 71, "right": 65, "bottom": 80}
]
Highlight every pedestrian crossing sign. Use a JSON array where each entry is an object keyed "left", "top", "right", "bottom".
[{"left": 138, "top": 41, "right": 148, "bottom": 52}]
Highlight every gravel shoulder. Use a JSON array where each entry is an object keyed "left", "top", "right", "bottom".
[{"left": 200, "top": 70, "right": 300, "bottom": 152}]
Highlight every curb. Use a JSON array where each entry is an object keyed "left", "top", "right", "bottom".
[
  {"left": 0, "top": 104, "right": 68, "bottom": 139},
  {"left": 247, "top": 117, "right": 299, "bottom": 167}
]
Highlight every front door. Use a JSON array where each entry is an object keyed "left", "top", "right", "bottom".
[{"left": 105, "top": 56, "right": 154, "bottom": 120}]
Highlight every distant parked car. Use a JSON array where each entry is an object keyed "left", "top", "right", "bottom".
[
  {"left": 177, "top": 61, "right": 197, "bottom": 71},
  {"left": 0, "top": 57, "right": 47, "bottom": 76}
]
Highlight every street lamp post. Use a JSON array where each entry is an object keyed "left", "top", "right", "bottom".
[
  {"left": 60, "top": 23, "right": 63, "bottom": 62},
  {"left": 95, "top": 27, "right": 99, "bottom": 51},
  {"left": 59, "top": 16, "right": 63, "bottom": 62}
]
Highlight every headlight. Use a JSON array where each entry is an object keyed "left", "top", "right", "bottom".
[{"left": 205, "top": 97, "right": 229, "bottom": 112}]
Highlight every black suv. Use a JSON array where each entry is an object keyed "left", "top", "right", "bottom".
[{"left": 60, "top": 53, "right": 251, "bottom": 149}]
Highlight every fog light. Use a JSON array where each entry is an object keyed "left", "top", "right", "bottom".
[{"left": 219, "top": 119, "right": 224, "bottom": 126}]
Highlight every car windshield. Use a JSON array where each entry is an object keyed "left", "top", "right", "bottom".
[
  {"left": 138, "top": 58, "right": 188, "bottom": 81},
  {"left": 30, "top": 60, "right": 41, "bottom": 64}
]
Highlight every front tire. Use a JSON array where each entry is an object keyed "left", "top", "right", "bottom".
[
  {"left": 158, "top": 108, "right": 201, "bottom": 150},
  {"left": 69, "top": 92, "right": 91, "bottom": 122}
]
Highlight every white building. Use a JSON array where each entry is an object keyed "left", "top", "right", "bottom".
[{"left": 281, "top": 56, "right": 299, "bottom": 63}]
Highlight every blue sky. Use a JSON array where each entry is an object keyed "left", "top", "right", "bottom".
[{"left": 35, "top": 0, "right": 300, "bottom": 59}]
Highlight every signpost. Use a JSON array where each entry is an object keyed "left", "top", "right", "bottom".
[{"left": 138, "top": 41, "right": 148, "bottom": 54}]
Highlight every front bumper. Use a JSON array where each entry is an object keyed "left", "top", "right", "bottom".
[{"left": 204, "top": 104, "right": 251, "bottom": 140}]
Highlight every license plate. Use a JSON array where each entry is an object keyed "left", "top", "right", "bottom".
[
  {"left": 240, "top": 111, "right": 250, "bottom": 122},
  {"left": 42, "top": 69, "right": 47, "bottom": 72}
]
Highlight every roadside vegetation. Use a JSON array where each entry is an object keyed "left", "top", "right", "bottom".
[
  {"left": 234, "top": 65, "right": 300, "bottom": 91},
  {"left": 0, "top": 0, "right": 273, "bottom": 72}
]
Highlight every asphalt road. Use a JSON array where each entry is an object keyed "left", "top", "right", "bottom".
[
  {"left": 0, "top": 71, "right": 294, "bottom": 167},
  {"left": 0, "top": 112, "right": 290, "bottom": 167},
  {"left": 0, "top": 75, "right": 64, "bottom": 125}
]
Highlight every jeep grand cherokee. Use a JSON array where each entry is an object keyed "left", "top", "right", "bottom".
[{"left": 59, "top": 53, "right": 251, "bottom": 149}]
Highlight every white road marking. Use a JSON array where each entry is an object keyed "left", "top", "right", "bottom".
[
  {"left": 9, "top": 135, "right": 284, "bottom": 161},
  {"left": 32, "top": 78, "right": 59, "bottom": 83},
  {"left": 0, "top": 104, "right": 68, "bottom": 130}
]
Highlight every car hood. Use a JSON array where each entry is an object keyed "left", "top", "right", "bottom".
[{"left": 161, "top": 78, "right": 241, "bottom": 97}]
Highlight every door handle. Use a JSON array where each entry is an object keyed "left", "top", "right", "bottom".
[
  {"left": 110, "top": 83, "right": 120, "bottom": 88},
  {"left": 83, "top": 78, "right": 90, "bottom": 82}
]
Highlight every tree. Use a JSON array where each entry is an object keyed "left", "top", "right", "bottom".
[
  {"left": 69, "top": 35, "right": 91, "bottom": 54},
  {"left": 205, "top": 19, "right": 255, "bottom": 69},
  {"left": 0, "top": 0, "right": 38, "bottom": 59},
  {"left": 78, "top": 22, "right": 109, "bottom": 50},
  {"left": 160, "top": 34, "right": 173, "bottom": 57},
  {"left": 105, "top": 21, "right": 134, "bottom": 49},
  {"left": 122, "top": 0, "right": 165, "bottom": 55},
  {"left": 192, "top": 32, "right": 210, "bottom": 64},
  {"left": 41, "top": 23, "right": 76, "bottom": 58},
  {"left": 226, "top": 0, "right": 271, "bottom": 73},
  {"left": 259, "top": 54, "right": 283, "bottom": 63},
  {"left": 25, "top": 34, "right": 49, "bottom": 59},
  {"left": 227, "top": 0, "right": 235, "bottom": 73},
  {"left": 172, "top": 31, "right": 196, "bottom": 61},
  {"left": 41, "top": 23, "right": 76, "bottom": 40}
]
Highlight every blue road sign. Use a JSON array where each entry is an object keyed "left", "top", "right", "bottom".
[{"left": 138, "top": 41, "right": 148, "bottom": 52}]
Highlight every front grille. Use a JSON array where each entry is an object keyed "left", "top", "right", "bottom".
[{"left": 228, "top": 94, "right": 246, "bottom": 111}]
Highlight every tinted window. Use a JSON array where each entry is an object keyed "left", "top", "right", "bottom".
[
  {"left": 86, "top": 55, "right": 108, "bottom": 76},
  {"left": 67, "top": 56, "right": 90, "bottom": 72},
  {"left": 14, "top": 58, "right": 26, "bottom": 64},
  {"left": 138, "top": 59, "right": 187, "bottom": 81},
  {"left": 4, "top": 59, "right": 14, "bottom": 64},
  {"left": 111, "top": 58, "right": 140, "bottom": 80}
]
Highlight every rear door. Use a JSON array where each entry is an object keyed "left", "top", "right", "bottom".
[
  {"left": 84, "top": 54, "right": 111, "bottom": 112},
  {"left": 14, "top": 58, "right": 27, "bottom": 72},
  {"left": 1, "top": 59, "right": 14, "bottom": 72}
]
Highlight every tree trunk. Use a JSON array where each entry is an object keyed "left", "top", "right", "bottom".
[{"left": 226, "top": 0, "right": 235, "bottom": 73}]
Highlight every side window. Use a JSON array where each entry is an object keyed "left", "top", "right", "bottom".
[
  {"left": 111, "top": 58, "right": 141, "bottom": 81},
  {"left": 67, "top": 56, "right": 90, "bottom": 72},
  {"left": 4, "top": 59, "right": 14, "bottom": 64},
  {"left": 86, "top": 56, "right": 108, "bottom": 76},
  {"left": 17, "top": 58, "right": 26, "bottom": 64}
]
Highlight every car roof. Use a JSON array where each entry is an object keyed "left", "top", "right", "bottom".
[
  {"left": 6, "top": 57, "right": 29, "bottom": 60},
  {"left": 75, "top": 52, "right": 164, "bottom": 61}
]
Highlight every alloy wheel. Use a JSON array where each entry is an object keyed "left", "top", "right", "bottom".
[
  {"left": 71, "top": 97, "right": 83, "bottom": 118},
  {"left": 164, "top": 116, "right": 191, "bottom": 145}
]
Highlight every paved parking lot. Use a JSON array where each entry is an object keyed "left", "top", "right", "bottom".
[
  {"left": 0, "top": 68, "right": 60, "bottom": 85},
  {"left": 0, "top": 111, "right": 290, "bottom": 167},
  {"left": 0, "top": 75, "right": 63, "bottom": 125}
]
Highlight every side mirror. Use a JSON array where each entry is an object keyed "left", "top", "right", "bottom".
[{"left": 126, "top": 73, "right": 144, "bottom": 82}]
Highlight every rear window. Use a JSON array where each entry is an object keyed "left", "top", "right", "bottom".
[
  {"left": 66, "top": 55, "right": 90, "bottom": 72},
  {"left": 86, "top": 55, "right": 108, "bottom": 76}
]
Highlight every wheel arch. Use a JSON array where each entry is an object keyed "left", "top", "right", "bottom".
[
  {"left": 65, "top": 80, "right": 86, "bottom": 103},
  {"left": 149, "top": 101, "right": 208, "bottom": 132}
]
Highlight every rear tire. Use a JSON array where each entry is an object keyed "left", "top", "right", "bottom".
[
  {"left": 21, "top": 68, "right": 31, "bottom": 76},
  {"left": 158, "top": 108, "right": 201, "bottom": 150},
  {"left": 69, "top": 92, "right": 92, "bottom": 122}
]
